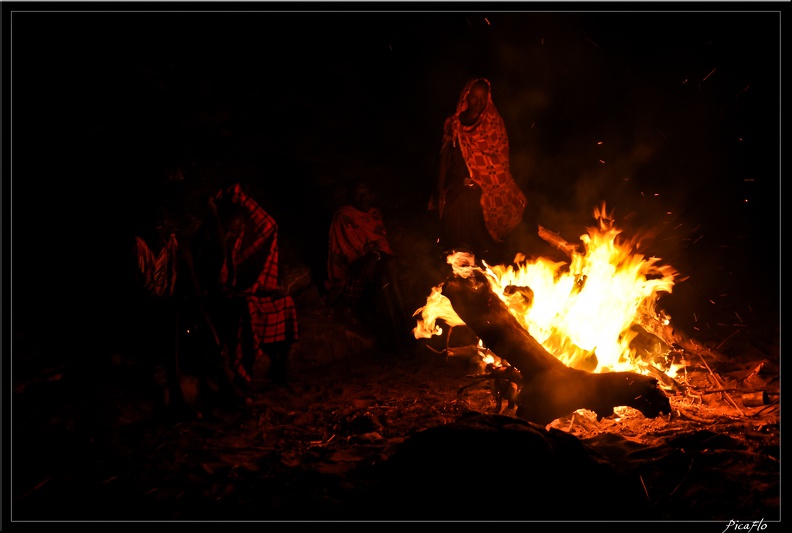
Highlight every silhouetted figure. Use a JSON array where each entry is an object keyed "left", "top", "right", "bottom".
[{"left": 326, "top": 179, "right": 411, "bottom": 352}]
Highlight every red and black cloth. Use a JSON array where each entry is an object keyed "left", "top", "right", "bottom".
[
  {"left": 216, "top": 184, "right": 299, "bottom": 385},
  {"left": 326, "top": 204, "right": 394, "bottom": 306},
  {"left": 442, "top": 78, "right": 527, "bottom": 243},
  {"left": 134, "top": 232, "right": 179, "bottom": 298}
]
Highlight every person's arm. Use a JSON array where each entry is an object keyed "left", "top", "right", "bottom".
[{"left": 436, "top": 141, "right": 450, "bottom": 217}]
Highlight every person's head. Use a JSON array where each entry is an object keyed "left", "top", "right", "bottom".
[
  {"left": 464, "top": 79, "right": 490, "bottom": 120},
  {"left": 351, "top": 179, "right": 374, "bottom": 212},
  {"left": 216, "top": 199, "right": 246, "bottom": 241}
]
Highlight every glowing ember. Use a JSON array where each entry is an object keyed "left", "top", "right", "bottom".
[{"left": 414, "top": 204, "right": 680, "bottom": 375}]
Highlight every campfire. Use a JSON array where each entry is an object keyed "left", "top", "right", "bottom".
[{"left": 413, "top": 204, "right": 685, "bottom": 425}]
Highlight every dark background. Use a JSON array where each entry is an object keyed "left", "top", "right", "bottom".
[{"left": 7, "top": 5, "right": 781, "bottom": 350}]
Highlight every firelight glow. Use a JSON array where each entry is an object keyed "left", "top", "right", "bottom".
[{"left": 413, "top": 204, "right": 679, "bottom": 375}]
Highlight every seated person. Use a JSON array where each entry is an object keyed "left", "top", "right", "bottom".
[{"left": 325, "top": 179, "right": 410, "bottom": 351}]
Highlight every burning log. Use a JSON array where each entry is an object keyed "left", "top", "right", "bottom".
[
  {"left": 441, "top": 268, "right": 672, "bottom": 426},
  {"left": 537, "top": 225, "right": 579, "bottom": 256}
]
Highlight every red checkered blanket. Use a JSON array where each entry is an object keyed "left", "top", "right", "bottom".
[
  {"left": 217, "top": 184, "right": 299, "bottom": 384},
  {"left": 442, "top": 78, "right": 526, "bottom": 242}
]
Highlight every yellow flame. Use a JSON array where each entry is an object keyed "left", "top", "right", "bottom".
[{"left": 414, "top": 204, "right": 678, "bottom": 375}]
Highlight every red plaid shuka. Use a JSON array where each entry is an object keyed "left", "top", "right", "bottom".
[
  {"left": 442, "top": 78, "right": 526, "bottom": 242},
  {"left": 218, "top": 183, "right": 299, "bottom": 385},
  {"left": 135, "top": 232, "right": 178, "bottom": 298},
  {"left": 326, "top": 204, "right": 394, "bottom": 305}
]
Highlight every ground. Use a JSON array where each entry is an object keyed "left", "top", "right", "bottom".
[{"left": 9, "top": 210, "right": 780, "bottom": 524}]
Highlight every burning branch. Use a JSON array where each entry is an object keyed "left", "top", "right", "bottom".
[{"left": 537, "top": 225, "right": 579, "bottom": 257}]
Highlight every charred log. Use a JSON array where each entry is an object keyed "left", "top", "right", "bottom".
[{"left": 441, "top": 268, "right": 672, "bottom": 426}]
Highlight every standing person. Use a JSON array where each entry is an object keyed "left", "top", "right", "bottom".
[
  {"left": 433, "top": 78, "right": 527, "bottom": 266},
  {"left": 131, "top": 166, "right": 217, "bottom": 420},
  {"left": 204, "top": 183, "right": 300, "bottom": 397},
  {"left": 131, "top": 168, "right": 248, "bottom": 418},
  {"left": 326, "top": 179, "right": 410, "bottom": 352}
]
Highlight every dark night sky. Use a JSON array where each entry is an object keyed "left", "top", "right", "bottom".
[{"left": 6, "top": 5, "right": 782, "bottom": 342}]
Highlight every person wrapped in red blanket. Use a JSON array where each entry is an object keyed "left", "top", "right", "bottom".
[
  {"left": 199, "top": 183, "right": 299, "bottom": 395},
  {"left": 434, "top": 78, "right": 527, "bottom": 266},
  {"left": 326, "top": 179, "right": 410, "bottom": 352}
]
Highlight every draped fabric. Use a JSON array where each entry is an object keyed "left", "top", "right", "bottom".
[
  {"left": 442, "top": 78, "right": 526, "bottom": 242},
  {"left": 134, "top": 232, "right": 179, "bottom": 298},
  {"left": 438, "top": 141, "right": 496, "bottom": 259},
  {"left": 326, "top": 204, "right": 394, "bottom": 305},
  {"left": 217, "top": 184, "right": 299, "bottom": 385}
]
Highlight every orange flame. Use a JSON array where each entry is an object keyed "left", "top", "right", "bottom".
[{"left": 414, "top": 204, "right": 679, "bottom": 375}]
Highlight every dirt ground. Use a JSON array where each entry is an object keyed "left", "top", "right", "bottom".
[{"left": 9, "top": 210, "right": 780, "bottom": 524}]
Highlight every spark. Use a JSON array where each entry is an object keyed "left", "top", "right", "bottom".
[
  {"left": 484, "top": 17, "right": 490, "bottom": 25},
  {"left": 599, "top": 159, "right": 606, "bottom": 164},
  {"left": 639, "top": 473, "right": 650, "bottom": 500},
  {"left": 703, "top": 68, "right": 716, "bottom": 81}
]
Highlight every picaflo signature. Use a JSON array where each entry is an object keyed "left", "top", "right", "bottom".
[{"left": 722, "top": 519, "right": 768, "bottom": 533}]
